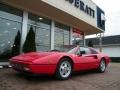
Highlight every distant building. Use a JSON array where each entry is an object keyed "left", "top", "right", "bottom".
[{"left": 86, "top": 35, "right": 120, "bottom": 62}]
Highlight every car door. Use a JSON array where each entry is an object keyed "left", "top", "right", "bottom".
[
  {"left": 87, "top": 48, "right": 100, "bottom": 68},
  {"left": 81, "top": 47, "right": 99, "bottom": 69},
  {"left": 74, "top": 47, "right": 98, "bottom": 71},
  {"left": 74, "top": 47, "right": 89, "bottom": 71}
]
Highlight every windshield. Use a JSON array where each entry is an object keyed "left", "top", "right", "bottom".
[
  {"left": 67, "top": 47, "right": 77, "bottom": 54},
  {"left": 49, "top": 46, "right": 77, "bottom": 54}
]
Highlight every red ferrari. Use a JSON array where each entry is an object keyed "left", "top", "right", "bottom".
[{"left": 10, "top": 46, "right": 110, "bottom": 80}]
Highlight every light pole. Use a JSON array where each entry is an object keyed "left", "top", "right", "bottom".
[
  {"left": 96, "top": 33, "right": 104, "bottom": 52},
  {"left": 99, "top": 33, "right": 102, "bottom": 52}
]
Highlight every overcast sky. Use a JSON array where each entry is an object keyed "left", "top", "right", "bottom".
[{"left": 87, "top": 0, "right": 120, "bottom": 38}]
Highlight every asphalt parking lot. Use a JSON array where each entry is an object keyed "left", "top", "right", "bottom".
[{"left": 0, "top": 63, "right": 120, "bottom": 90}]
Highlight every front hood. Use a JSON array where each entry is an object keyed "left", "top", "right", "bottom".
[{"left": 10, "top": 52, "right": 55, "bottom": 62}]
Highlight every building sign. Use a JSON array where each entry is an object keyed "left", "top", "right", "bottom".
[
  {"left": 73, "top": 28, "right": 84, "bottom": 35},
  {"left": 65, "top": 0, "right": 95, "bottom": 18},
  {"left": 97, "top": 6, "right": 105, "bottom": 31}
]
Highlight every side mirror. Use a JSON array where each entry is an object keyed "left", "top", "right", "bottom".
[{"left": 80, "top": 51, "right": 86, "bottom": 55}]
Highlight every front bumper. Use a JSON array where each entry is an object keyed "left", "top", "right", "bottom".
[{"left": 10, "top": 61, "right": 57, "bottom": 75}]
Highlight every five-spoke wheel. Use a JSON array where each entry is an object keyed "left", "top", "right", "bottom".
[
  {"left": 98, "top": 59, "right": 106, "bottom": 73},
  {"left": 55, "top": 58, "right": 72, "bottom": 80}
]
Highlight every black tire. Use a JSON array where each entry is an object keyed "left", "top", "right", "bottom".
[
  {"left": 55, "top": 58, "right": 72, "bottom": 80},
  {"left": 98, "top": 59, "right": 106, "bottom": 73}
]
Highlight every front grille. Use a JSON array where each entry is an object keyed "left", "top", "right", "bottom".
[{"left": 11, "top": 63, "right": 24, "bottom": 70}]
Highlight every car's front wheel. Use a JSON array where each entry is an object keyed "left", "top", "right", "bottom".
[
  {"left": 98, "top": 59, "right": 106, "bottom": 73},
  {"left": 55, "top": 58, "right": 72, "bottom": 80}
]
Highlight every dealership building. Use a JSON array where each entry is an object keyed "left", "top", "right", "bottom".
[{"left": 0, "top": 0, "right": 105, "bottom": 64}]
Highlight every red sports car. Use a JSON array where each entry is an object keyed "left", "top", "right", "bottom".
[{"left": 10, "top": 46, "right": 110, "bottom": 80}]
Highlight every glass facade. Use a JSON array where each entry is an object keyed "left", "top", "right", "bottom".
[
  {"left": 0, "top": 3, "right": 23, "bottom": 62},
  {"left": 54, "top": 22, "right": 70, "bottom": 51},
  {"left": 27, "top": 13, "right": 51, "bottom": 51}
]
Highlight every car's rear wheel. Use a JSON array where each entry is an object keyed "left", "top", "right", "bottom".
[
  {"left": 55, "top": 58, "right": 72, "bottom": 80},
  {"left": 98, "top": 59, "right": 106, "bottom": 73}
]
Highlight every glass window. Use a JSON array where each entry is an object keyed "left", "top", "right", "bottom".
[
  {"left": 79, "top": 47, "right": 91, "bottom": 54},
  {"left": 0, "top": 4, "right": 22, "bottom": 62},
  {"left": 0, "top": 3, "right": 23, "bottom": 22},
  {"left": 27, "top": 13, "right": 51, "bottom": 51},
  {"left": 54, "top": 22, "right": 70, "bottom": 51},
  {"left": 89, "top": 48, "right": 98, "bottom": 54},
  {"left": 84, "top": 48, "right": 91, "bottom": 54},
  {"left": 28, "top": 13, "right": 51, "bottom": 29}
]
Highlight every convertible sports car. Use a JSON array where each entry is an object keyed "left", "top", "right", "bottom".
[{"left": 10, "top": 46, "right": 110, "bottom": 80}]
